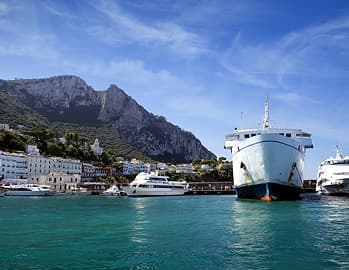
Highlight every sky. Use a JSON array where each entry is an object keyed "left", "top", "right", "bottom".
[{"left": 1, "top": 0, "right": 349, "bottom": 178}]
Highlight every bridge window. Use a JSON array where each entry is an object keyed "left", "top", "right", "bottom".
[{"left": 244, "top": 134, "right": 250, "bottom": 138}]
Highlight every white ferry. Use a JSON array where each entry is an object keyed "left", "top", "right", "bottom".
[
  {"left": 316, "top": 146, "right": 349, "bottom": 195},
  {"left": 224, "top": 98, "right": 313, "bottom": 201},
  {"left": 2, "top": 184, "right": 56, "bottom": 196},
  {"left": 123, "top": 172, "right": 189, "bottom": 197}
]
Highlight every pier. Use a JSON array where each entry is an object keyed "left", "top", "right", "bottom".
[{"left": 186, "top": 182, "right": 235, "bottom": 195}]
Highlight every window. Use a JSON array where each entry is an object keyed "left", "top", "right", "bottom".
[
  {"left": 286, "top": 133, "right": 291, "bottom": 137},
  {"left": 244, "top": 134, "right": 250, "bottom": 138}
]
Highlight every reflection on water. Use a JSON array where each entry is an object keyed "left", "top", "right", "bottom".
[
  {"left": 1, "top": 195, "right": 349, "bottom": 269},
  {"left": 130, "top": 199, "right": 150, "bottom": 244}
]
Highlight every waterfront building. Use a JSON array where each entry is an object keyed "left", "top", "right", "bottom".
[
  {"left": 26, "top": 145, "right": 40, "bottom": 155},
  {"left": 28, "top": 155, "right": 81, "bottom": 182},
  {"left": 81, "top": 163, "right": 108, "bottom": 181},
  {"left": 123, "top": 161, "right": 134, "bottom": 175},
  {"left": 0, "top": 151, "right": 28, "bottom": 180},
  {"left": 176, "top": 164, "right": 193, "bottom": 174},
  {"left": 39, "top": 172, "right": 81, "bottom": 192},
  {"left": 123, "top": 159, "right": 151, "bottom": 175},
  {"left": 91, "top": 138, "right": 103, "bottom": 156}
]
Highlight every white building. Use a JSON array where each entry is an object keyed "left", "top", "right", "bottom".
[
  {"left": 0, "top": 123, "right": 9, "bottom": 132},
  {"left": 176, "top": 164, "right": 193, "bottom": 174},
  {"left": 91, "top": 138, "right": 103, "bottom": 156},
  {"left": 123, "top": 161, "right": 135, "bottom": 175},
  {"left": 200, "top": 164, "right": 211, "bottom": 172},
  {"left": 39, "top": 172, "right": 81, "bottom": 192},
  {"left": 123, "top": 159, "right": 151, "bottom": 175},
  {"left": 0, "top": 151, "right": 28, "bottom": 180},
  {"left": 26, "top": 145, "right": 40, "bottom": 156},
  {"left": 28, "top": 155, "right": 82, "bottom": 183},
  {"left": 58, "top": 137, "right": 66, "bottom": 144}
]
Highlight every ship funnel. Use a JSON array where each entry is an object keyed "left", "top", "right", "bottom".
[{"left": 263, "top": 96, "right": 270, "bottom": 128}]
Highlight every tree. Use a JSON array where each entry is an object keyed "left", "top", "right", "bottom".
[
  {"left": 0, "top": 131, "right": 25, "bottom": 151},
  {"left": 100, "top": 152, "right": 110, "bottom": 166},
  {"left": 218, "top": 157, "right": 227, "bottom": 163},
  {"left": 191, "top": 158, "right": 202, "bottom": 166},
  {"left": 46, "top": 142, "right": 64, "bottom": 157}
]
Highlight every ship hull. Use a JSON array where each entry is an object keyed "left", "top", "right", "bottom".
[
  {"left": 316, "top": 179, "right": 349, "bottom": 195},
  {"left": 236, "top": 182, "right": 301, "bottom": 200},
  {"left": 123, "top": 187, "right": 188, "bottom": 197},
  {"left": 232, "top": 134, "right": 305, "bottom": 201},
  {"left": 4, "top": 190, "right": 54, "bottom": 196}
]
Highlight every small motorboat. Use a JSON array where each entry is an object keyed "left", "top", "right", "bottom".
[{"left": 103, "top": 185, "right": 126, "bottom": 196}]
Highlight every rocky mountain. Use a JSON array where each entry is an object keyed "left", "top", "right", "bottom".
[{"left": 0, "top": 75, "right": 216, "bottom": 163}]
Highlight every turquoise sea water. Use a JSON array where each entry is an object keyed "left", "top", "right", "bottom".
[{"left": 1, "top": 195, "right": 349, "bottom": 270}]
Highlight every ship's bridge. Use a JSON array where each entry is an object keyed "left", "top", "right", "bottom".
[{"left": 224, "top": 128, "right": 313, "bottom": 150}]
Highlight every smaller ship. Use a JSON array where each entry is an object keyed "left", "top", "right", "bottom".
[
  {"left": 316, "top": 146, "right": 349, "bottom": 195},
  {"left": 2, "top": 184, "right": 56, "bottom": 196},
  {"left": 103, "top": 185, "right": 126, "bottom": 196},
  {"left": 123, "top": 172, "right": 189, "bottom": 197}
]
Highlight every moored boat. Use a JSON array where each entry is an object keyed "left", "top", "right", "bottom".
[
  {"left": 103, "top": 185, "right": 126, "bottom": 196},
  {"left": 224, "top": 98, "right": 313, "bottom": 201},
  {"left": 2, "top": 184, "right": 56, "bottom": 196},
  {"left": 316, "top": 146, "right": 349, "bottom": 195},
  {"left": 123, "top": 172, "right": 189, "bottom": 197}
]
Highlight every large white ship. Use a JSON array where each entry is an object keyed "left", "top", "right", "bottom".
[
  {"left": 224, "top": 98, "right": 313, "bottom": 201},
  {"left": 316, "top": 146, "right": 349, "bottom": 195},
  {"left": 123, "top": 172, "right": 189, "bottom": 197}
]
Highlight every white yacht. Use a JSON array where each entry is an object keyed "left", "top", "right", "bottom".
[
  {"left": 123, "top": 172, "right": 189, "bottom": 197},
  {"left": 2, "top": 184, "right": 56, "bottom": 196},
  {"left": 224, "top": 98, "right": 313, "bottom": 201},
  {"left": 103, "top": 185, "right": 126, "bottom": 196},
  {"left": 316, "top": 146, "right": 349, "bottom": 195}
]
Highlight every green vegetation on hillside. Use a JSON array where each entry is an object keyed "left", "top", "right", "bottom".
[
  {"left": 0, "top": 89, "right": 152, "bottom": 162},
  {"left": 0, "top": 90, "right": 49, "bottom": 127}
]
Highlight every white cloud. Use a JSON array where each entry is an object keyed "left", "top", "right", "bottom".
[
  {"left": 0, "top": 33, "right": 61, "bottom": 60},
  {"left": 220, "top": 16, "right": 349, "bottom": 90},
  {"left": 0, "top": 2, "right": 9, "bottom": 15},
  {"left": 89, "top": 0, "right": 208, "bottom": 58},
  {"left": 272, "top": 92, "right": 301, "bottom": 104},
  {"left": 168, "top": 96, "right": 223, "bottom": 120}
]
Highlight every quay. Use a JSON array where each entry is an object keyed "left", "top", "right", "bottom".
[
  {"left": 186, "top": 180, "right": 316, "bottom": 195},
  {"left": 186, "top": 182, "right": 235, "bottom": 195},
  {"left": 75, "top": 180, "right": 316, "bottom": 196}
]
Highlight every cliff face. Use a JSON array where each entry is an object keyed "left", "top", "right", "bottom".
[{"left": 0, "top": 75, "right": 216, "bottom": 163}]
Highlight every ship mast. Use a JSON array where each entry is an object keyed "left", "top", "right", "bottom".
[
  {"left": 336, "top": 145, "right": 343, "bottom": 159},
  {"left": 263, "top": 96, "right": 270, "bottom": 128}
]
